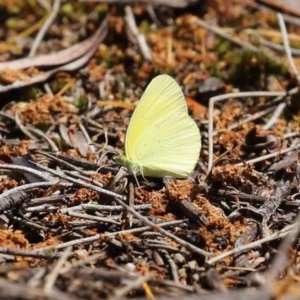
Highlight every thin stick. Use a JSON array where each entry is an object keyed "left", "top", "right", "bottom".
[
  {"left": 67, "top": 211, "right": 121, "bottom": 225},
  {"left": 44, "top": 247, "right": 72, "bottom": 294},
  {"left": 208, "top": 90, "right": 288, "bottom": 172},
  {"left": 26, "top": 126, "right": 59, "bottom": 152},
  {"left": 263, "top": 102, "right": 286, "bottom": 130},
  {"left": 277, "top": 13, "right": 300, "bottom": 84},
  {"left": 35, "top": 164, "right": 210, "bottom": 257},
  {"left": 195, "top": 18, "right": 259, "bottom": 52},
  {"left": 207, "top": 223, "right": 296, "bottom": 265},
  {"left": 29, "top": 0, "right": 61, "bottom": 57},
  {"left": 264, "top": 211, "right": 300, "bottom": 284},
  {"left": 0, "top": 163, "right": 59, "bottom": 182},
  {"left": 0, "top": 246, "right": 60, "bottom": 259},
  {"left": 0, "top": 181, "right": 71, "bottom": 213},
  {"left": 35, "top": 163, "right": 127, "bottom": 201},
  {"left": 236, "top": 143, "right": 300, "bottom": 166},
  {"left": 125, "top": 6, "right": 152, "bottom": 61},
  {"left": 39, "top": 219, "right": 188, "bottom": 251},
  {"left": 112, "top": 274, "right": 152, "bottom": 299},
  {"left": 60, "top": 203, "right": 151, "bottom": 213}
]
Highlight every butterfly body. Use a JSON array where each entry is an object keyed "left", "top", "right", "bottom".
[{"left": 119, "top": 74, "right": 201, "bottom": 178}]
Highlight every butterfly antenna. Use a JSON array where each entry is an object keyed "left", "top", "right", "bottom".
[
  {"left": 139, "top": 164, "right": 148, "bottom": 186},
  {"left": 133, "top": 172, "right": 140, "bottom": 187},
  {"left": 141, "top": 172, "right": 147, "bottom": 183}
]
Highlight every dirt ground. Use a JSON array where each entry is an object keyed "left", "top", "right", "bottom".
[{"left": 0, "top": 0, "right": 300, "bottom": 299}]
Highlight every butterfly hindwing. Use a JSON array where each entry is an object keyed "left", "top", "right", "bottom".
[{"left": 134, "top": 110, "right": 201, "bottom": 177}]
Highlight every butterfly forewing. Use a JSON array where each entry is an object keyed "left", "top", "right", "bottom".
[
  {"left": 125, "top": 75, "right": 186, "bottom": 156},
  {"left": 123, "top": 74, "right": 201, "bottom": 178}
]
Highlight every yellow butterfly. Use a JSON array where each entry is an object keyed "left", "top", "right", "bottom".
[{"left": 119, "top": 74, "right": 201, "bottom": 179}]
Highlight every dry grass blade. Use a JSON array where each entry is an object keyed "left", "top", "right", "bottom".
[
  {"left": 0, "top": 16, "right": 108, "bottom": 71},
  {"left": 29, "top": 0, "right": 61, "bottom": 57},
  {"left": 82, "top": 0, "right": 198, "bottom": 8},
  {"left": 125, "top": 6, "right": 152, "bottom": 61},
  {"left": 0, "top": 16, "right": 108, "bottom": 92},
  {"left": 277, "top": 13, "right": 300, "bottom": 83}
]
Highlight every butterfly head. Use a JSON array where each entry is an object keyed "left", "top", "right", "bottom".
[{"left": 118, "top": 155, "right": 142, "bottom": 176}]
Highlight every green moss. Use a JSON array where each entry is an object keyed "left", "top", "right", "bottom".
[
  {"left": 6, "top": 18, "right": 29, "bottom": 30},
  {"left": 139, "top": 20, "right": 151, "bottom": 34},
  {"left": 15, "top": 87, "right": 43, "bottom": 102},
  {"left": 205, "top": 60, "right": 221, "bottom": 78},
  {"left": 61, "top": 3, "right": 74, "bottom": 16},
  {"left": 50, "top": 81, "right": 67, "bottom": 94},
  {"left": 287, "top": 91, "right": 300, "bottom": 119},
  {"left": 74, "top": 95, "right": 88, "bottom": 109},
  {"left": 217, "top": 39, "right": 233, "bottom": 55},
  {"left": 33, "top": 117, "right": 51, "bottom": 130},
  {"left": 227, "top": 50, "right": 288, "bottom": 88},
  {"left": 290, "top": 40, "right": 300, "bottom": 49}
]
